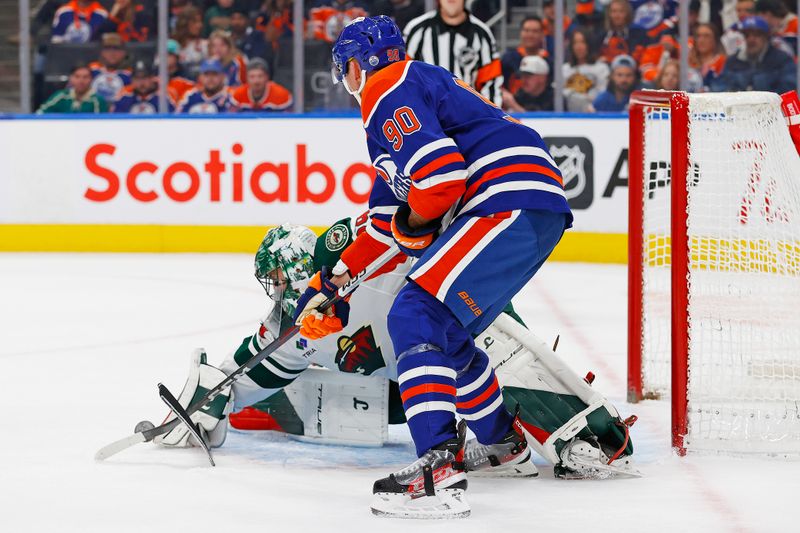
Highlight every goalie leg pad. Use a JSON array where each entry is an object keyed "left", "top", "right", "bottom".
[
  {"left": 479, "top": 314, "right": 637, "bottom": 473},
  {"left": 282, "top": 367, "right": 390, "bottom": 447},
  {"left": 155, "top": 348, "right": 234, "bottom": 448}
]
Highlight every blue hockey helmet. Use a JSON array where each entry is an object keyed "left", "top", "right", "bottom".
[{"left": 331, "top": 16, "right": 406, "bottom": 86}]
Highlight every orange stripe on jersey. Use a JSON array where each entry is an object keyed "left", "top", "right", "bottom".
[
  {"left": 462, "top": 163, "right": 563, "bottom": 204},
  {"left": 400, "top": 383, "right": 457, "bottom": 403},
  {"left": 475, "top": 59, "right": 502, "bottom": 90},
  {"left": 361, "top": 60, "right": 411, "bottom": 125},
  {"left": 411, "top": 152, "right": 465, "bottom": 182},
  {"left": 408, "top": 178, "right": 466, "bottom": 220},
  {"left": 456, "top": 379, "right": 498, "bottom": 409},
  {"left": 413, "top": 213, "right": 511, "bottom": 296},
  {"left": 371, "top": 217, "right": 391, "bottom": 232}
]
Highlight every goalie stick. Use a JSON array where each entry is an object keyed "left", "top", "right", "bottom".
[
  {"left": 94, "top": 245, "right": 400, "bottom": 462},
  {"left": 158, "top": 383, "right": 215, "bottom": 466}
]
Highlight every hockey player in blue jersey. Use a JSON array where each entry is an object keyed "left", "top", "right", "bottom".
[{"left": 292, "top": 16, "right": 573, "bottom": 518}]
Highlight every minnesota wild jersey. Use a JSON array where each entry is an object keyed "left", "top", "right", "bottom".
[{"left": 221, "top": 214, "right": 412, "bottom": 411}]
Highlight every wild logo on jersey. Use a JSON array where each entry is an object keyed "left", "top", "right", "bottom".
[{"left": 334, "top": 325, "right": 385, "bottom": 375}]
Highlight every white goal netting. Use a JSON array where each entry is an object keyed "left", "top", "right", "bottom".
[{"left": 639, "top": 92, "right": 800, "bottom": 455}]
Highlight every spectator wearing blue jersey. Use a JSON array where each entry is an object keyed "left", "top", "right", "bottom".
[
  {"left": 177, "top": 58, "right": 236, "bottom": 113},
  {"left": 710, "top": 16, "right": 797, "bottom": 93},
  {"left": 51, "top": 0, "right": 109, "bottom": 43},
  {"left": 90, "top": 33, "right": 133, "bottom": 103},
  {"left": 113, "top": 61, "right": 175, "bottom": 113},
  {"left": 593, "top": 54, "right": 638, "bottom": 112}
]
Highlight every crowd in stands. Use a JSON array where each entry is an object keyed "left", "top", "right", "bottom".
[{"left": 25, "top": 0, "right": 799, "bottom": 114}]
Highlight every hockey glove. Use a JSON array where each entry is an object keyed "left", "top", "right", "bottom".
[
  {"left": 390, "top": 204, "right": 441, "bottom": 258},
  {"left": 293, "top": 266, "right": 350, "bottom": 339}
]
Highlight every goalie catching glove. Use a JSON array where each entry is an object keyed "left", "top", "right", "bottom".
[
  {"left": 390, "top": 204, "right": 441, "bottom": 258},
  {"left": 293, "top": 266, "right": 351, "bottom": 339},
  {"left": 154, "top": 348, "right": 234, "bottom": 448}
]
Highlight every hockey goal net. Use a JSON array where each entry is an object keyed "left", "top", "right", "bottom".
[{"left": 627, "top": 90, "right": 800, "bottom": 456}]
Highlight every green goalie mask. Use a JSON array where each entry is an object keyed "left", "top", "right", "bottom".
[{"left": 254, "top": 223, "right": 318, "bottom": 317}]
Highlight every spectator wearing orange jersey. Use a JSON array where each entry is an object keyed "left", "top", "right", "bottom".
[
  {"left": 637, "top": 33, "right": 679, "bottom": 83},
  {"left": 165, "top": 39, "right": 196, "bottom": 102},
  {"left": 599, "top": 0, "right": 650, "bottom": 65},
  {"left": 101, "top": 0, "right": 154, "bottom": 42},
  {"left": 209, "top": 29, "right": 248, "bottom": 87},
  {"left": 309, "top": 0, "right": 368, "bottom": 43},
  {"left": 258, "top": 0, "right": 300, "bottom": 47},
  {"left": 231, "top": 58, "right": 293, "bottom": 111},
  {"left": 689, "top": 23, "right": 726, "bottom": 91},
  {"left": 501, "top": 16, "right": 549, "bottom": 93}
]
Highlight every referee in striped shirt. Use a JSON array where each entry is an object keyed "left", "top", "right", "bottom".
[{"left": 403, "top": 0, "right": 504, "bottom": 107}]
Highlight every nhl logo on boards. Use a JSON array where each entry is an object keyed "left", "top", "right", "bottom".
[
  {"left": 325, "top": 223, "right": 350, "bottom": 251},
  {"left": 543, "top": 137, "right": 594, "bottom": 210}
]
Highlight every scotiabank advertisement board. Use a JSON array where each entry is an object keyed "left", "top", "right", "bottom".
[{"left": 0, "top": 115, "right": 630, "bottom": 235}]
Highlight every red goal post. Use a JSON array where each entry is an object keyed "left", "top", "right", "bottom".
[{"left": 627, "top": 90, "right": 800, "bottom": 456}]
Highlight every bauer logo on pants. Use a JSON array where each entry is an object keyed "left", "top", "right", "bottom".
[{"left": 543, "top": 137, "right": 594, "bottom": 210}]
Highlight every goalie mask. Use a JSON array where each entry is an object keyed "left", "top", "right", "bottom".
[{"left": 254, "top": 224, "right": 318, "bottom": 318}]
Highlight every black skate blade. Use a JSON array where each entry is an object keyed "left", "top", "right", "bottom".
[{"left": 158, "top": 383, "right": 215, "bottom": 467}]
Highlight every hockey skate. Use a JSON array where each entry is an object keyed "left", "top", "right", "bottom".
[
  {"left": 555, "top": 438, "right": 642, "bottom": 480},
  {"left": 371, "top": 421, "right": 469, "bottom": 519},
  {"left": 464, "top": 410, "right": 538, "bottom": 478}
]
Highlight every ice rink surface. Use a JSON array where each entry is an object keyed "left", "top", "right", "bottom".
[{"left": 1, "top": 253, "right": 794, "bottom": 532}]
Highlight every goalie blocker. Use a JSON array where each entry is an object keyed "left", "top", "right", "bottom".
[{"left": 231, "top": 314, "right": 638, "bottom": 477}]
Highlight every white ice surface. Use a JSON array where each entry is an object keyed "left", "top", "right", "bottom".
[{"left": 0, "top": 254, "right": 795, "bottom": 532}]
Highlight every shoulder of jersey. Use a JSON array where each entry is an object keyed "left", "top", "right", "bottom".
[
  {"left": 270, "top": 82, "right": 291, "bottom": 101},
  {"left": 231, "top": 85, "right": 248, "bottom": 101},
  {"left": 403, "top": 10, "right": 437, "bottom": 36},
  {"left": 54, "top": 4, "right": 74, "bottom": 17},
  {"left": 314, "top": 217, "right": 354, "bottom": 264},
  {"left": 467, "top": 13, "right": 496, "bottom": 39},
  {"left": 361, "top": 60, "right": 428, "bottom": 128}
]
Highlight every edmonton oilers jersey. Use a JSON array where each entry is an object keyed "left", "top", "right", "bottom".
[
  {"left": 177, "top": 88, "right": 234, "bottom": 114},
  {"left": 113, "top": 88, "right": 174, "bottom": 113},
  {"left": 360, "top": 59, "right": 572, "bottom": 239}
]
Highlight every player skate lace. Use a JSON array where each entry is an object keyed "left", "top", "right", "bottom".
[{"left": 393, "top": 449, "right": 454, "bottom": 485}]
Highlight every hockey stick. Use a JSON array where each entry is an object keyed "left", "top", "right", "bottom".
[
  {"left": 94, "top": 245, "right": 400, "bottom": 461},
  {"left": 158, "top": 382, "right": 215, "bottom": 466}
]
